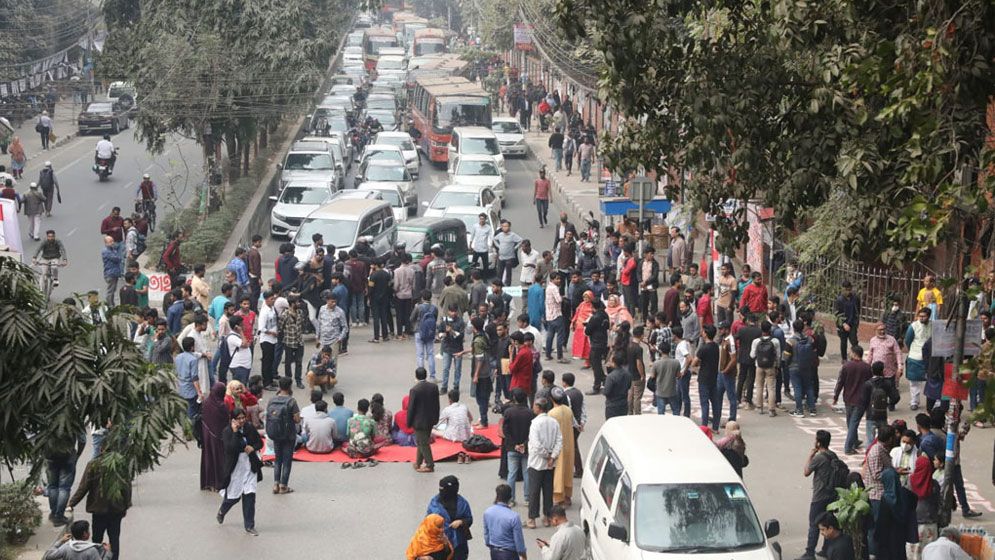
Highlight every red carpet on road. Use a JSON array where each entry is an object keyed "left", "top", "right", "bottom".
[{"left": 260, "top": 424, "right": 502, "bottom": 464}]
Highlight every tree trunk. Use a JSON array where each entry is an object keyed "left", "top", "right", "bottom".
[
  {"left": 242, "top": 140, "right": 250, "bottom": 175},
  {"left": 225, "top": 134, "right": 239, "bottom": 178},
  {"left": 260, "top": 127, "right": 268, "bottom": 149},
  {"left": 254, "top": 135, "right": 259, "bottom": 160}
]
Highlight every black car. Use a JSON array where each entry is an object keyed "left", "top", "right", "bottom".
[{"left": 78, "top": 102, "right": 130, "bottom": 135}]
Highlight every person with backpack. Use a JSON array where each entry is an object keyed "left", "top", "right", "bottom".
[
  {"left": 786, "top": 319, "right": 818, "bottom": 418},
  {"left": 469, "top": 316, "right": 494, "bottom": 427},
  {"left": 862, "top": 361, "right": 900, "bottom": 443},
  {"left": 799, "top": 430, "right": 849, "bottom": 560},
  {"left": 750, "top": 321, "right": 781, "bottom": 416},
  {"left": 37, "top": 161, "right": 60, "bottom": 216},
  {"left": 411, "top": 290, "right": 440, "bottom": 382},
  {"left": 265, "top": 377, "right": 300, "bottom": 495}
]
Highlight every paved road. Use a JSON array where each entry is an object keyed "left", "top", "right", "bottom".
[
  {"left": 11, "top": 123, "right": 203, "bottom": 302},
  {"left": 17, "top": 151, "right": 995, "bottom": 560}
]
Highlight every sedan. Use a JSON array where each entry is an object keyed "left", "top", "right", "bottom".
[
  {"left": 357, "top": 183, "right": 408, "bottom": 223},
  {"left": 366, "top": 109, "right": 398, "bottom": 131},
  {"left": 354, "top": 159, "right": 416, "bottom": 212},
  {"left": 448, "top": 155, "right": 507, "bottom": 204},
  {"left": 374, "top": 131, "right": 419, "bottom": 176},
  {"left": 269, "top": 182, "right": 336, "bottom": 237},
  {"left": 491, "top": 117, "right": 528, "bottom": 157},
  {"left": 78, "top": 101, "right": 130, "bottom": 135}
]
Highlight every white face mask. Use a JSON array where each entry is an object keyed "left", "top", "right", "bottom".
[
  {"left": 892, "top": 304, "right": 900, "bottom": 312},
  {"left": 901, "top": 443, "right": 912, "bottom": 453}
]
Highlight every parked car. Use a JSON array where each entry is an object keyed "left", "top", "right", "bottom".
[
  {"left": 581, "top": 415, "right": 781, "bottom": 560},
  {"left": 106, "top": 81, "right": 138, "bottom": 115},
  {"left": 78, "top": 101, "right": 130, "bottom": 135},
  {"left": 422, "top": 184, "right": 499, "bottom": 218},
  {"left": 353, "top": 159, "right": 415, "bottom": 212},
  {"left": 269, "top": 181, "right": 337, "bottom": 237},
  {"left": 292, "top": 198, "right": 397, "bottom": 261},
  {"left": 491, "top": 117, "right": 528, "bottom": 157},
  {"left": 447, "top": 154, "right": 506, "bottom": 204},
  {"left": 396, "top": 217, "right": 469, "bottom": 268}
]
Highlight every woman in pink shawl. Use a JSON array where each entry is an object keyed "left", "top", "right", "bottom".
[
  {"left": 605, "top": 294, "right": 633, "bottom": 348},
  {"left": 570, "top": 290, "right": 595, "bottom": 363}
]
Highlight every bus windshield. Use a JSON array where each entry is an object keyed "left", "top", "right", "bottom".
[
  {"left": 367, "top": 37, "right": 399, "bottom": 55},
  {"left": 435, "top": 97, "right": 491, "bottom": 129},
  {"left": 414, "top": 40, "right": 446, "bottom": 56}
]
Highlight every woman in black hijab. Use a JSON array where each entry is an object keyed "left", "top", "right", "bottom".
[{"left": 425, "top": 475, "right": 474, "bottom": 560}]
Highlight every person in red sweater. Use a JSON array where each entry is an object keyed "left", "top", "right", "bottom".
[
  {"left": 739, "top": 272, "right": 768, "bottom": 314},
  {"left": 619, "top": 243, "right": 638, "bottom": 317},
  {"left": 697, "top": 282, "right": 714, "bottom": 326},
  {"left": 508, "top": 331, "right": 534, "bottom": 394}
]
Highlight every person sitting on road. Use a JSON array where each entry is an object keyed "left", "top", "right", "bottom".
[{"left": 433, "top": 389, "right": 473, "bottom": 443}]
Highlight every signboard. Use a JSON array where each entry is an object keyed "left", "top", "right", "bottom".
[
  {"left": 513, "top": 24, "right": 533, "bottom": 51},
  {"left": 931, "top": 319, "right": 984, "bottom": 358},
  {"left": 147, "top": 272, "right": 173, "bottom": 304}
]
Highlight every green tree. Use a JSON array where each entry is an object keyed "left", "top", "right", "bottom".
[
  {"left": 553, "top": 0, "right": 995, "bottom": 264},
  {"left": 0, "top": 257, "right": 187, "bottom": 498}
]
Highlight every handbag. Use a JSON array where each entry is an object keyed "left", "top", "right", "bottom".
[{"left": 35, "top": 122, "right": 43, "bottom": 133}]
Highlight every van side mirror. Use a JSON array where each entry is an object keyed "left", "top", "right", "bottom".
[
  {"left": 764, "top": 519, "right": 780, "bottom": 539},
  {"left": 421, "top": 201, "right": 429, "bottom": 208},
  {"left": 771, "top": 542, "right": 783, "bottom": 560},
  {"left": 268, "top": 195, "right": 278, "bottom": 202},
  {"left": 276, "top": 163, "right": 283, "bottom": 169},
  {"left": 288, "top": 231, "right": 297, "bottom": 242},
  {"left": 607, "top": 522, "right": 628, "bottom": 543}
]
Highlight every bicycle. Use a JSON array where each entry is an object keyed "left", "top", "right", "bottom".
[
  {"left": 136, "top": 198, "right": 157, "bottom": 233},
  {"left": 33, "top": 259, "right": 66, "bottom": 301}
]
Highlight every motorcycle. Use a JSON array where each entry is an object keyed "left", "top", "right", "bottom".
[{"left": 93, "top": 149, "right": 118, "bottom": 181}]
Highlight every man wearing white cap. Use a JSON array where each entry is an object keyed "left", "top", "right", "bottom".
[
  {"left": 22, "top": 182, "right": 47, "bottom": 241},
  {"left": 37, "top": 161, "right": 60, "bottom": 216}
]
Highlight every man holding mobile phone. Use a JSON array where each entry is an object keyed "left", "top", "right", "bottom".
[{"left": 535, "top": 505, "right": 585, "bottom": 559}]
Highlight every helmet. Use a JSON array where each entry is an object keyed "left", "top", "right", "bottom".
[
  {"left": 395, "top": 241, "right": 407, "bottom": 250},
  {"left": 44, "top": 161, "right": 52, "bottom": 168},
  {"left": 142, "top": 174, "right": 150, "bottom": 180}
]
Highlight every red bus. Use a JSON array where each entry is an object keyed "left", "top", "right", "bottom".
[
  {"left": 409, "top": 77, "right": 492, "bottom": 165},
  {"left": 363, "top": 28, "right": 400, "bottom": 71},
  {"left": 412, "top": 28, "right": 447, "bottom": 57}
]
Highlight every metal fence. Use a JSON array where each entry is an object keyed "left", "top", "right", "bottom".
[{"left": 795, "top": 259, "right": 938, "bottom": 324}]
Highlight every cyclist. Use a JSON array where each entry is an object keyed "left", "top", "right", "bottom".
[
  {"left": 95, "top": 134, "right": 116, "bottom": 171},
  {"left": 135, "top": 173, "right": 158, "bottom": 204},
  {"left": 32, "top": 229, "right": 67, "bottom": 286}
]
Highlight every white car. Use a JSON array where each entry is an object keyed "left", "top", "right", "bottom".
[
  {"left": 491, "top": 117, "right": 528, "bottom": 157},
  {"left": 354, "top": 159, "right": 416, "bottom": 213},
  {"left": 375, "top": 131, "right": 419, "bottom": 176},
  {"left": 343, "top": 46, "right": 363, "bottom": 66},
  {"left": 422, "top": 184, "right": 499, "bottom": 218},
  {"left": 329, "top": 83, "right": 358, "bottom": 97},
  {"left": 360, "top": 143, "right": 406, "bottom": 169},
  {"left": 269, "top": 182, "right": 336, "bottom": 237},
  {"left": 357, "top": 183, "right": 408, "bottom": 223},
  {"left": 441, "top": 205, "right": 501, "bottom": 265},
  {"left": 448, "top": 155, "right": 506, "bottom": 204},
  {"left": 449, "top": 126, "right": 506, "bottom": 174}
]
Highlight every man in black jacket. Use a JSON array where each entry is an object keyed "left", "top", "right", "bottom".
[
  {"left": 408, "top": 367, "right": 441, "bottom": 473},
  {"left": 637, "top": 247, "right": 660, "bottom": 321},
  {"left": 602, "top": 353, "right": 632, "bottom": 419},
  {"left": 861, "top": 361, "right": 900, "bottom": 443},
  {"left": 834, "top": 281, "right": 861, "bottom": 362},
  {"left": 586, "top": 299, "right": 610, "bottom": 395},
  {"left": 502, "top": 388, "right": 534, "bottom": 505}
]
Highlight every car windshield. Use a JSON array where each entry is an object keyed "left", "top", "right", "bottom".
[
  {"left": 436, "top": 98, "right": 491, "bottom": 128},
  {"left": 414, "top": 40, "right": 445, "bottom": 56},
  {"left": 456, "top": 160, "right": 499, "bottom": 176},
  {"left": 279, "top": 186, "right": 332, "bottom": 205},
  {"left": 396, "top": 230, "right": 426, "bottom": 253},
  {"left": 378, "top": 136, "right": 414, "bottom": 151},
  {"left": 492, "top": 121, "right": 521, "bottom": 134},
  {"left": 369, "top": 112, "right": 396, "bottom": 126},
  {"left": 445, "top": 213, "right": 481, "bottom": 231},
  {"left": 461, "top": 137, "right": 500, "bottom": 156},
  {"left": 367, "top": 189, "right": 401, "bottom": 206},
  {"left": 378, "top": 58, "right": 405, "bottom": 70},
  {"left": 329, "top": 119, "right": 349, "bottom": 132},
  {"left": 295, "top": 218, "right": 357, "bottom": 249},
  {"left": 108, "top": 86, "right": 133, "bottom": 98},
  {"left": 284, "top": 153, "right": 334, "bottom": 171},
  {"left": 86, "top": 103, "right": 114, "bottom": 114},
  {"left": 368, "top": 149, "right": 403, "bottom": 162},
  {"left": 365, "top": 165, "right": 409, "bottom": 181},
  {"left": 367, "top": 97, "right": 396, "bottom": 110},
  {"left": 634, "top": 483, "right": 765, "bottom": 553},
  {"left": 431, "top": 191, "right": 479, "bottom": 208}
]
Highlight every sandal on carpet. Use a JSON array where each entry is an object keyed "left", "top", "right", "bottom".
[{"left": 341, "top": 462, "right": 352, "bottom": 469}]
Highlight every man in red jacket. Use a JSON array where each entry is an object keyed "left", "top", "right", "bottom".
[
  {"left": 739, "top": 272, "right": 769, "bottom": 315},
  {"left": 508, "top": 331, "right": 534, "bottom": 395},
  {"left": 100, "top": 206, "right": 125, "bottom": 242}
]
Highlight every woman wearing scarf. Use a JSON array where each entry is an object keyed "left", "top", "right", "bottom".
[
  {"left": 569, "top": 290, "right": 595, "bottom": 362},
  {"left": 878, "top": 467, "right": 916, "bottom": 560},
  {"left": 9, "top": 136, "right": 25, "bottom": 179},
  {"left": 606, "top": 294, "right": 633, "bottom": 332},
  {"left": 216, "top": 408, "right": 263, "bottom": 536},
  {"left": 406, "top": 513, "right": 454, "bottom": 560},
  {"left": 200, "top": 382, "right": 229, "bottom": 491},
  {"left": 392, "top": 396, "right": 416, "bottom": 446},
  {"left": 910, "top": 455, "right": 940, "bottom": 560},
  {"left": 425, "top": 475, "right": 473, "bottom": 559}
]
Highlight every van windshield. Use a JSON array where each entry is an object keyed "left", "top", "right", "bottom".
[
  {"left": 295, "top": 218, "right": 357, "bottom": 249},
  {"left": 461, "top": 137, "right": 499, "bottom": 156},
  {"left": 285, "top": 153, "right": 334, "bottom": 171},
  {"left": 634, "top": 483, "right": 765, "bottom": 553}
]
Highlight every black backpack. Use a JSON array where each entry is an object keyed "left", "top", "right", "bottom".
[
  {"left": 755, "top": 337, "right": 777, "bottom": 368},
  {"left": 265, "top": 397, "right": 296, "bottom": 442},
  {"left": 827, "top": 451, "right": 851, "bottom": 489},
  {"left": 462, "top": 434, "right": 498, "bottom": 453},
  {"left": 133, "top": 231, "right": 147, "bottom": 257},
  {"left": 870, "top": 379, "right": 889, "bottom": 416}
]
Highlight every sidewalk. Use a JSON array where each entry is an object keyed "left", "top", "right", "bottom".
[{"left": 6, "top": 98, "right": 81, "bottom": 165}]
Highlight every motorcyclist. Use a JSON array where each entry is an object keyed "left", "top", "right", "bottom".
[
  {"left": 94, "top": 134, "right": 116, "bottom": 171},
  {"left": 386, "top": 241, "right": 407, "bottom": 271}
]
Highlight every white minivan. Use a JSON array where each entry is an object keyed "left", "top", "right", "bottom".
[
  {"left": 582, "top": 416, "right": 782, "bottom": 560},
  {"left": 292, "top": 198, "right": 397, "bottom": 262},
  {"left": 448, "top": 126, "right": 505, "bottom": 175}
]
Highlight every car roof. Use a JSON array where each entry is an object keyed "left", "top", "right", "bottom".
[
  {"left": 443, "top": 205, "right": 493, "bottom": 216},
  {"left": 456, "top": 154, "right": 499, "bottom": 162},
  {"left": 399, "top": 217, "right": 466, "bottom": 231},
  {"left": 376, "top": 131, "right": 409, "bottom": 139},
  {"left": 491, "top": 117, "right": 520, "bottom": 124},
  {"left": 594, "top": 416, "right": 740, "bottom": 484},
  {"left": 310, "top": 198, "right": 389, "bottom": 219},
  {"left": 292, "top": 141, "right": 331, "bottom": 152},
  {"left": 454, "top": 126, "right": 496, "bottom": 137},
  {"left": 438, "top": 183, "right": 489, "bottom": 193},
  {"left": 364, "top": 143, "right": 402, "bottom": 152},
  {"left": 365, "top": 159, "right": 406, "bottom": 167},
  {"left": 282, "top": 180, "right": 332, "bottom": 189},
  {"left": 358, "top": 184, "right": 401, "bottom": 193}
]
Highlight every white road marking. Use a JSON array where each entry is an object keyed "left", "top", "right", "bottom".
[
  {"left": 97, "top": 201, "right": 108, "bottom": 211},
  {"left": 66, "top": 227, "right": 78, "bottom": 237}
]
